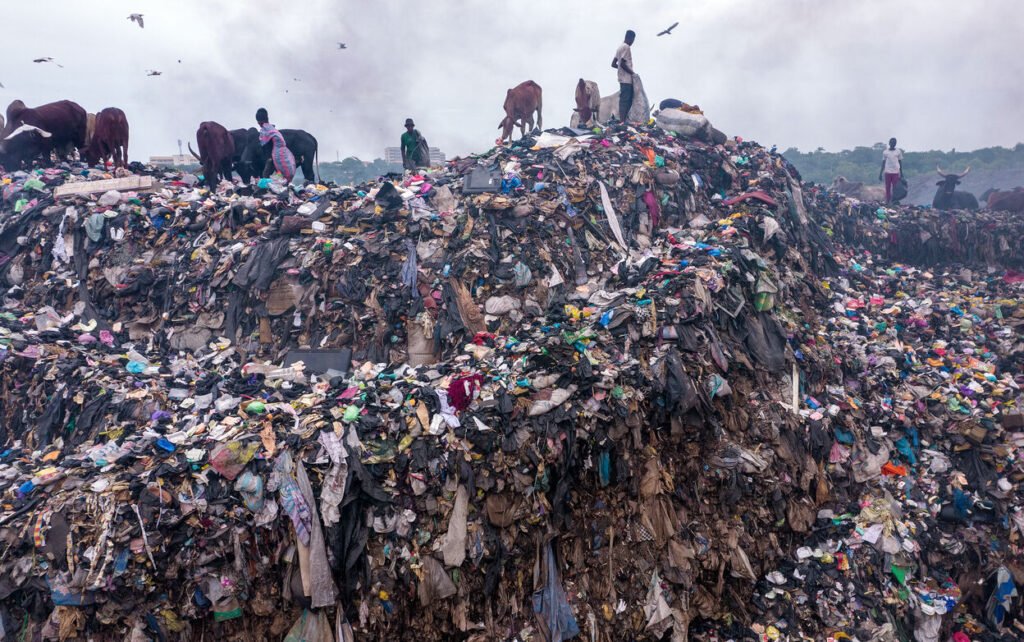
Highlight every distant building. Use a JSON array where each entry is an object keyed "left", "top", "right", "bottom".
[
  {"left": 149, "top": 154, "right": 197, "bottom": 167},
  {"left": 384, "top": 147, "right": 445, "bottom": 166}
]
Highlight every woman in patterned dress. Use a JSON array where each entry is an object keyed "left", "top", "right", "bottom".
[{"left": 255, "top": 107, "right": 296, "bottom": 183}]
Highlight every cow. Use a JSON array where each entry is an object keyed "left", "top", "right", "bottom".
[
  {"left": 85, "top": 113, "right": 96, "bottom": 149},
  {"left": 986, "top": 187, "right": 1024, "bottom": 212},
  {"left": 570, "top": 78, "right": 601, "bottom": 128},
  {"left": 188, "top": 121, "right": 235, "bottom": 188},
  {"left": 498, "top": 80, "right": 543, "bottom": 143},
  {"left": 0, "top": 99, "right": 87, "bottom": 167},
  {"left": 83, "top": 107, "right": 129, "bottom": 168},
  {"left": 830, "top": 176, "right": 886, "bottom": 202},
  {"left": 933, "top": 167, "right": 979, "bottom": 211},
  {"left": 240, "top": 129, "right": 320, "bottom": 183},
  {"left": 229, "top": 128, "right": 259, "bottom": 183}
]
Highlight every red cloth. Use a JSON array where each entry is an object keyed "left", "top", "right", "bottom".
[
  {"left": 447, "top": 374, "right": 484, "bottom": 412},
  {"left": 884, "top": 172, "right": 900, "bottom": 202},
  {"left": 722, "top": 191, "right": 777, "bottom": 207},
  {"left": 881, "top": 462, "right": 907, "bottom": 476}
]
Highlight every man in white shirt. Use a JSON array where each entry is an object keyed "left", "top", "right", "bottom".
[
  {"left": 879, "top": 137, "right": 904, "bottom": 203},
  {"left": 611, "top": 30, "right": 636, "bottom": 123}
]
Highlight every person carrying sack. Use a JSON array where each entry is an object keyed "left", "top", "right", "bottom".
[{"left": 401, "top": 118, "right": 431, "bottom": 170}]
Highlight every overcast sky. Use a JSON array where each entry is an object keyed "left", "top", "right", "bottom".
[{"left": 2, "top": 0, "right": 1022, "bottom": 161}]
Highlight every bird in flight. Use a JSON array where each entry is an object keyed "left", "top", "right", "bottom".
[
  {"left": 128, "top": 13, "right": 145, "bottom": 28},
  {"left": 657, "top": 22, "right": 679, "bottom": 36},
  {"left": 337, "top": 42, "right": 347, "bottom": 50},
  {"left": 33, "top": 57, "right": 63, "bottom": 68},
  {"left": 146, "top": 70, "right": 162, "bottom": 76}
]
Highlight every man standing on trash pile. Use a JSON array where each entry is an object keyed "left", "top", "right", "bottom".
[
  {"left": 401, "top": 118, "right": 429, "bottom": 171},
  {"left": 879, "top": 137, "right": 903, "bottom": 203},
  {"left": 612, "top": 29, "right": 636, "bottom": 123}
]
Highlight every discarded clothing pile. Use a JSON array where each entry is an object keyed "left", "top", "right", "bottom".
[
  {"left": 0, "top": 121, "right": 1021, "bottom": 642},
  {"left": 815, "top": 192, "right": 1024, "bottom": 269}
]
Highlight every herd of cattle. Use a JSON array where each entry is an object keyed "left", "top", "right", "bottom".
[
  {"left": 1, "top": 95, "right": 1023, "bottom": 214},
  {"left": 831, "top": 168, "right": 1024, "bottom": 212},
  {"left": 189, "top": 121, "right": 320, "bottom": 188},
  {"left": 0, "top": 98, "right": 320, "bottom": 188},
  {"left": 0, "top": 100, "right": 127, "bottom": 169}
]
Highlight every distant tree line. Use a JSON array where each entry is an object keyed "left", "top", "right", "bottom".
[{"left": 782, "top": 143, "right": 1024, "bottom": 185}]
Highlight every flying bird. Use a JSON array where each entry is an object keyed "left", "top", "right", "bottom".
[
  {"left": 33, "top": 57, "right": 63, "bottom": 68},
  {"left": 0, "top": 82, "right": 4, "bottom": 89},
  {"left": 657, "top": 22, "right": 679, "bottom": 36},
  {"left": 337, "top": 42, "right": 347, "bottom": 50},
  {"left": 146, "top": 70, "right": 162, "bottom": 76},
  {"left": 128, "top": 13, "right": 144, "bottom": 28}
]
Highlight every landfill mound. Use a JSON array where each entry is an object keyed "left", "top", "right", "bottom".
[{"left": 0, "top": 124, "right": 1022, "bottom": 642}]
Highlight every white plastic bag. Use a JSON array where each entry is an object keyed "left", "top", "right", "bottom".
[{"left": 656, "top": 108, "right": 711, "bottom": 139}]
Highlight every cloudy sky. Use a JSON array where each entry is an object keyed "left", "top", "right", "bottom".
[{"left": 2, "top": 0, "right": 1022, "bottom": 161}]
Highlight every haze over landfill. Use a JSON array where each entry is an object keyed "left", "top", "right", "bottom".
[{"left": 2, "top": 0, "right": 1023, "bottom": 160}]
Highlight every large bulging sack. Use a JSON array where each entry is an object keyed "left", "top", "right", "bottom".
[
  {"left": 598, "top": 74, "right": 651, "bottom": 123},
  {"left": 657, "top": 108, "right": 712, "bottom": 140}
]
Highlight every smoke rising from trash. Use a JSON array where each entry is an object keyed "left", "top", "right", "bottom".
[{"left": 2, "top": 0, "right": 1023, "bottom": 160}]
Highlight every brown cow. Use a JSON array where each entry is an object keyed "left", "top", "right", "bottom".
[
  {"left": 188, "top": 121, "right": 235, "bottom": 188},
  {"left": 571, "top": 78, "right": 601, "bottom": 128},
  {"left": 987, "top": 187, "right": 1024, "bottom": 212},
  {"left": 0, "top": 99, "right": 87, "bottom": 166},
  {"left": 498, "top": 80, "right": 542, "bottom": 143},
  {"left": 84, "top": 107, "right": 129, "bottom": 168}
]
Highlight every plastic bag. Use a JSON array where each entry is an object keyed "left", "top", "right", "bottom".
[
  {"left": 893, "top": 176, "right": 909, "bottom": 202},
  {"left": 284, "top": 609, "right": 334, "bottom": 642},
  {"left": 656, "top": 108, "right": 711, "bottom": 139}
]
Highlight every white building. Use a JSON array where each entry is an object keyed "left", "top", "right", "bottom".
[
  {"left": 149, "top": 154, "right": 198, "bottom": 167},
  {"left": 384, "top": 147, "right": 446, "bottom": 166}
]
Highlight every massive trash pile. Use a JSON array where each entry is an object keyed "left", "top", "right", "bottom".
[{"left": 0, "top": 120, "right": 1021, "bottom": 642}]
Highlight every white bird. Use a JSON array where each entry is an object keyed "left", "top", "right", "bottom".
[{"left": 128, "top": 13, "right": 145, "bottom": 28}]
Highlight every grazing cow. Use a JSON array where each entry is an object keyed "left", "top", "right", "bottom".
[
  {"left": 85, "top": 113, "right": 96, "bottom": 149},
  {"left": 830, "top": 176, "right": 886, "bottom": 202},
  {"left": 571, "top": 78, "right": 601, "bottom": 128},
  {"left": 188, "top": 121, "right": 235, "bottom": 188},
  {"left": 981, "top": 187, "right": 1024, "bottom": 212},
  {"left": 498, "top": 80, "right": 543, "bottom": 143},
  {"left": 84, "top": 107, "right": 129, "bottom": 168},
  {"left": 933, "top": 167, "right": 979, "bottom": 211},
  {"left": 241, "top": 129, "right": 320, "bottom": 182},
  {"left": 0, "top": 99, "right": 87, "bottom": 166},
  {"left": 229, "top": 128, "right": 259, "bottom": 183}
]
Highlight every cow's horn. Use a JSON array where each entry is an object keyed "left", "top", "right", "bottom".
[
  {"left": 936, "top": 166, "right": 947, "bottom": 177},
  {"left": 958, "top": 166, "right": 970, "bottom": 178},
  {"left": 3, "top": 124, "right": 52, "bottom": 141}
]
